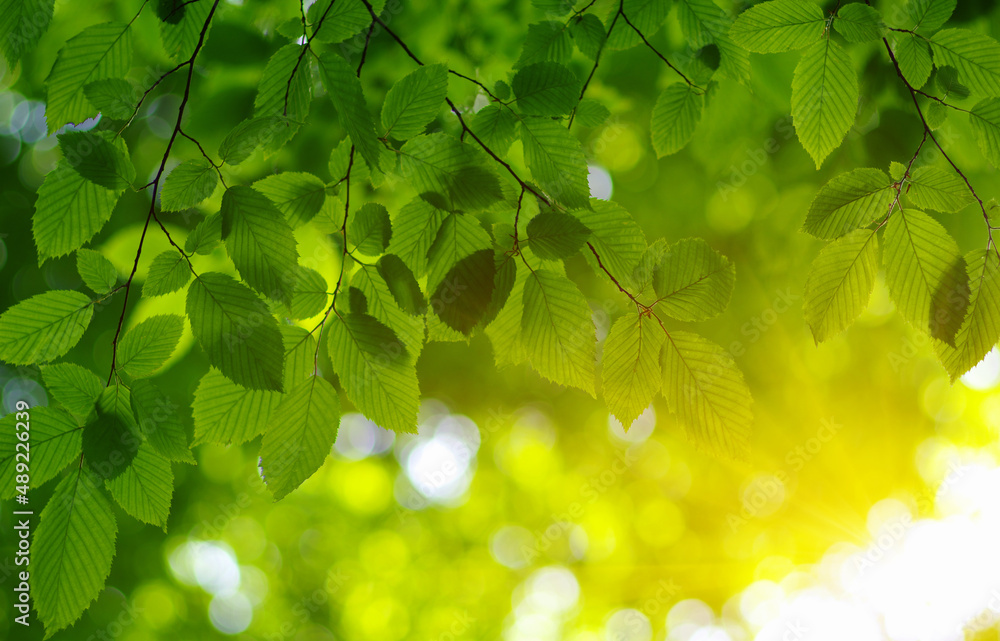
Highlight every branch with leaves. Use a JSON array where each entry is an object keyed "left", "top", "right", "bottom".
[
  {"left": 729, "top": 0, "right": 1000, "bottom": 382},
  {"left": 3, "top": 0, "right": 1000, "bottom": 636}
]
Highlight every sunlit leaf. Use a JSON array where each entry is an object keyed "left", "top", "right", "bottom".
[
  {"left": 0, "top": 290, "right": 93, "bottom": 364},
  {"left": 326, "top": 312, "right": 420, "bottom": 433},
  {"left": 34, "top": 467, "right": 117, "bottom": 637},
  {"left": 792, "top": 39, "right": 859, "bottom": 168},
  {"left": 661, "top": 331, "right": 753, "bottom": 459},
  {"left": 803, "top": 228, "right": 880, "bottom": 342},
  {"left": 260, "top": 375, "right": 341, "bottom": 499},
  {"left": 602, "top": 314, "right": 664, "bottom": 428},
  {"left": 186, "top": 272, "right": 285, "bottom": 391},
  {"left": 883, "top": 209, "right": 969, "bottom": 345},
  {"left": 521, "top": 269, "right": 596, "bottom": 395}
]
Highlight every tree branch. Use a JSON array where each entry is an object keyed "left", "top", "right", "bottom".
[
  {"left": 879, "top": 32, "right": 998, "bottom": 255},
  {"left": 108, "top": 0, "right": 222, "bottom": 384}
]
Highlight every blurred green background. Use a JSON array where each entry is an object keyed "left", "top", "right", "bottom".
[{"left": 2, "top": 0, "right": 1000, "bottom": 639}]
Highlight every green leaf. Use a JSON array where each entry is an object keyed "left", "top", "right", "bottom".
[
  {"left": 907, "top": 0, "right": 956, "bottom": 34},
  {"left": 570, "top": 13, "right": 606, "bottom": 59},
  {"left": 156, "top": 1, "right": 187, "bottom": 24},
  {"left": 57, "top": 131, "right": 135, "bottom": 191},
  {"left": 925, "top": 101, "right": 948, "bottom": 129},
  {"left": 348, "top": 287, "right": 368, "bottom": 315},
  {"left": 317, "top": 51, "right": 383, "bottom": 171},
  {"left": 935, "top": 250, "right": 1000, "bottom": 380},
  {"left": 117, "top": 314, "right": 184, "bottom": 378},
  {"left": 40, "top": 363, "right": 103, "bottom": 421},
  {"left": 160, "top": 0, "right": 212, "bottom": 60},
  {"left": 516, "top": 21, "right": 573, "bottom": 68},
  {"left": 572, "top": 199, "right": 647, "bottom": 288},
  {"left": 728, "top": 0, "right": 825, "bottom": 53},
  {"left": 512, "top": 61, "right": 580, "bottom": 116},
  {"left": 519, "top": 117, "right": 591, "bottom": 209},
  {"left": 222, "top": 185, "right": 300, "bottom": 304},
  {"left": 426, "top": 212, "right": 494, "bottom": 294},
  {"left": 352, "top": 264, "right": 426, "bottom": 357},
  {"left": 76, "top": 248, "right": 117, "bottom": 294},
  {"left": 835, "top": 3, "right": 885, "bottom": 43},
  {"left": 929, "top": 29, "right": 1000, "bottom": 97},
  {"left": 676, "top": 0, "right": 731, "bottom": 49},
  {"left": 526, "top": 212, "right": 591, "bottom": 260},
  {"left": 792, "top": 39, "right": 859, "bottom": 169},
  {"left": 386, "top": 198, "right": 448, "bottom": 277},
  {"left": 306, "top": 0, "right": 372, "bottom": 44},
  {"left": 432, "top": 249, "right": 496, "bottom": 335},
  {"left": 936, "top": 65, "right": 970, "bottom": 98},
  {"left": 253, "top": 172, "right": 326, "bottom": 227},
  {"left": 192, "top": 369, "right": 282, "bottom": 445},
  {"left": 0, "top": 0, "right": 54, "bottom": 66},
  {"left": 494, "top": 80, "right": 512, "bottom": 100},
  {"left": 884, "top": 209, "right": 969, "bottom": 344},
  {"left": 45, "top": 22, "right": 132, "bottom": 132},
  {"left": 716, "top": 34, "right": 753, "bottom": 86},
  {"left": 969, "top": 98, "right": 1000, "bottom": 168},
  {"left": 803, "top": 168, "right": 895, "bottom": 239},
  {"left": 83, "top": 78, "right": 138, "bottom": 120},
  {"left": 381, "top": 63, "right": 448, "bottom": 140},
  {"left": 129, "top": 378, "right": 195, "bottom": 464},
  {"left": 349, "top": 202, "right": 392, "bottom": 255},
  {"left": 83, "top": 385, "right": 141, "bottom": 481},
  {"left": 470, "top": 105, "right": 519, "bottom": 156},
  {"left": 574, "top": 99, "right": 611, "bottom": 127},
  {"left": 602, "top": 315, "right": 664, "bottom": 428},
  {"left": 217, "top": 116, "right": 289, "bottom": 165},
  {"left": 906, "top": 166, "right": 974, "bottom": 212},
  {"left": 34, "top": 467, "right": 117, "bottom": 637},
  {"left": 661, "top": 331, "right": 753, "bottom": 459},
  {"left": 34, "top": 158, "right": 123, "bottom": 262},
  {"left": 0, "top": 290, "right": 93, "bottom": 364},
  {"left": 606, "top": 0, "right": 671, "bottom": 51},
  {"left": 287, "top": 266, "right": 328, "bottom": 320},
  {"left": 521, "top": 269, "right": 596, "bottom": 395},
  {"left": 399, "top": 133, "right": 503, "bottom": 211},
  {"left": 280, "top": 325, "right": 317, "bottom": 390},
  {"left": 803, "top": 228, "right": 880, "bottom": 342},
  {"left": 890, "top": 161, "right": 908, "bottom": 181},
  {"left": 485, "top": 259, "right": 529, "bottom": 367},
  {"left": 143, "top": 250, "right": 192, "bottom": 297},
  {"left": 260, "top": 375, "right": 341, "bottom": 499},
  {"left": 653, "top": 238, "right": 735, "bottom": 321},
  {"left": 650, "top": 83, "right": 704, "bottom": 157},
  {"left": 0, "top": 407, "right": 82, "bottom": 500},
  {"left": 532, "top": 0, "right": 574, "bottom": 15},
  {"left": 253, "top": 44, "right": 313, "bottom": 152},
  {"left": 106, "top": 444, "right": 173, "bottom": 528},
  {"left": 161, "top": 159, "right": 218, "bottom": 212},
  {"left": 892, "top": 32, "right": 933, "bottom": 88},
  {"left": 186, "top": 272, "right": 285, "bottom": 391},
  {"left": 377, "top": 254, "right": 427, "bottom": 316},
  {"left": 326, "top": 312, "right": 420, "bottom": 433},
  {"left": 184, "top": 212, "right": 222, "bottom": 255}
]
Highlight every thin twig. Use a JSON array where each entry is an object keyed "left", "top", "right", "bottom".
[
  {"left": 108, "top": 0, "right": 221, "bottom": 384},
  {"left": 283, "top": 0, "right": 338, "bottom": 116},
  {"left": 313, "top": 146, "right": 356, "bottom": 369},
  {"left": 618, "top": 2, "right": 699, "bottom": 91},
  {"left": 879, "top": 30, "right": 997, "bottom": 255},
  {"left": 179, "top": 128, "right": 228, "bottom": 187}
]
